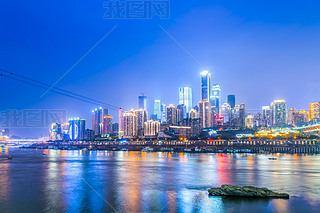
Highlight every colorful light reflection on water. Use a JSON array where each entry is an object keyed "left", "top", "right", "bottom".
[{"left": 0, "top": 148, "right": 320, "bottom": 212}]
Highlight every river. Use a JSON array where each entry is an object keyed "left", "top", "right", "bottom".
[{"left": 0, "top": 147, "right": 319, "bottom": 212}]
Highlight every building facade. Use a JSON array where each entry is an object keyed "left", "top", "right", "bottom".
[
  {"left": 179, "top": 87, "right": 192, "bottom": 117},
  {"left": 199, "top": 101, "right": 211, "bottom": 128},
  {"left": 200, "top": 70, "right": 211, "bottom": 101},
  {"left": 271, "top": 100, "right": 287, "bottom": 127}
]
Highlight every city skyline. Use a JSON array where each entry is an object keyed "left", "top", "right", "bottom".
[
  {"left": 44, "top": 69, "right": 320, "bottom": 141},
  {"left": 2, "top": 1, "right": 320, "bottom": 137}
]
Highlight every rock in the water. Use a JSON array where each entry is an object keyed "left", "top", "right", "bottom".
[{"left": 208, "top": 185, "right": 289, "bottom": 198}]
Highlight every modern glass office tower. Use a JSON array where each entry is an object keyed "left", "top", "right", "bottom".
[
  {"left": 69, "top": 117, "right": 86, "bottom": 140},
  {"left": 138, "top": 94, "right": 147, "bottom": 110},
  {"left": 179, "top": 87, "right": 192, "bottom": 118},
  {"left": 227, "top": 95, "right": 236, "bottom": 109},
  {"left": 271, "top": 100, "right": 287, "bottom": 127},
  {"left": 154, "top": 100, "right": 161, "bottom": 120},
  {"left": 200, "top": 70, "right": 211, "bottom": 101},
  {"left": 92, "top": 107, "right": 108, "bottom": 136},
  {"left": 210, "top": 83, "right": 221, "bottom": 114}
]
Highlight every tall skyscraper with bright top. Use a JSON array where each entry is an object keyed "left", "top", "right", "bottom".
[{"left": 200, "top": 70, "right": 211, "bottom": 101}]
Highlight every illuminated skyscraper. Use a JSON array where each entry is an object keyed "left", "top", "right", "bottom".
[
  {"left": 69, "top": 118, "right": 86, "bottom": 140},
  {"left": 287, "top": 108, "right": 297, "bottom": 126},
  {"left": 103, "top": 116, "right": 113, "bottom": 135},
  {"left": 160, "top": 103, "right": 167, "bottom": 123},
  {"left": 210, "top": 84, "right": 221, "bottom": 114},
  {"left": 49, "top": 123, "right": 62, "bottom": 141},
  {"left": 119, "top": 108, "right": 124, "bottom": 131},
  {"left": 271, "top": 100, "right": 287, "bottom": 127},
  {"left": 199, "top": 101, "right": 211, "bottom": 128},
  {"left": 220, "top": 103, "right": 231, "bottom": 123},
  {"left": 166, "top": 105, "right": 178, "bottom": 125},
  {"left": 144, "top": 120, "right": 160, "bottom": 136},
  {"left": 245, "top": 115, "right": 254, "bottom": 129},
  {"left": 154, "top": 100, "right": 161, "bottom": 120},
  {"left": 299, "top": 110, "right": 309, "bottom": 123},
  {"left": 239, "top": 103, "right": 246, "bottom": 127},
  {"left": 124, "top": 110, "right": 137, "bottom": 138},
  {"left": 227, "top": 95, "right": 236, "bottom": 109},
  {"left": 309, "top": 102, "right": 320, "bottom": 121},
  {"left": 179, "top": 87, "right": 192, "bottom": 117},
  {"left": 176, "top": 104, "right": 185, "bottom": 122},
  {"left": 262, "top": 106, "right": 272, "bottom": 127},
  {"left": 137, "top": 109, "right": 148, "bottom": 136},
  {"left": 138, "top": 94, "right": 147, "bottom": 110},
  {"left": 92, "top": 107, "right": 108, "bottom": 136},
  {"left": 201, "top": 70, "right": 211, "bottom": 101},
  {"left": 189, "top": 109, "right": 199, "bottom": 119}
]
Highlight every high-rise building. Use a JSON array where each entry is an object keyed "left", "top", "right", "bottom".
[
  {"left": 271, "top": 100, "right": 287, "bottom": 127},
  {"left": 230, "top": 104, "right": 240, "bottom": 126},
  {"left": 85, "top": 129, "right": 95, "bottom": 140},
  {"left": 154, "top": 100, "right": 161, "bottom": 120},
  {"left": 166, "top": 105, "right": 178, "bottom": 125},
  {"left": 220, "top": 103, "right": 231, "bottom": 123},
  {"left": 61, "top": 123, "right": 69, "bottom": 140},
  {"left": 124, "top": 110, "right": 137, "bottom": 138},
  {"left": 199, "top": 101, "right": 211, "bottom": 128},
  {"left": 262, "top": 106, "right": 272, "bottom": 127},
  {"left": 160, "top": 103, "right": 167, "bottom": 123},
  {"left": 177, "top": 104, "right": 185, "bottom": 122},
  {"left": 69, "top": 118, "right": 86, "bottom": 140},
  {"left": 138, "top": 94, "right": 147, "bottom": 110},
  {"left": 309, "top": 102, "right": 320, "bottom": 121},
  {"left": 239, "top": 103, "right": 246, "bottom": 127},
  {"left": 287, "top": 108, "right": 297, "bottom": 126},
  {"left": 144, "top": 120, "right": 160, "bottom": 136},
  {"left": 103, "top": 116, "right": 113, "bottom": 135},
  {"left": 245, "top": 115, "right": 254, "bottom": 129},
  {"left": 49, "top": 123, "right": 62, "bottom": 141},
  {"left": 210, "top": 84, "right": 221, "bottom": 114},
  {"left": 118, "top": 108, "right": 124, "bottom": 138},
  {"left": 179, "top": 87, "right": 192, "bottom": 117},
  {"left": 227, "top": 95, "right": 236, "bottom": 109},
  {"left": 299, "top": 110, "right": 309, "bottom": 123},
  {"left": 201, "top": 70, "right": 211, "bottom": 101},
  {"left": 112, "top": 123, "right": 119, "bottom": 133},
  {"left": 294, "top": 113, "right": 306, "bottom": 127},
  {"left": 254, "top": 112, "right": 263, "bottom": 127},
  {"left": 137, "top": 109, "right": 148, "bottom": 136},
  {"left": 189, "top": 109, "right": 199, "bottom": 119},
  {"left": 92, "top": 107, "right": 108, "bottom": 136}
]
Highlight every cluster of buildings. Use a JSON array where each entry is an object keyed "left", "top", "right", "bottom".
[{"left": 49, "top": 70, "right": 320, "bottom": 141}]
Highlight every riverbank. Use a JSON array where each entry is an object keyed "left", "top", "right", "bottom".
[{"left": 19, "top": 141, "right": 320, "bottom": 154}]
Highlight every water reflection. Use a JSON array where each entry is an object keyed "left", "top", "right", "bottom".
[{"left": 0, "top": 148, "right": 320, "bottom": 212}]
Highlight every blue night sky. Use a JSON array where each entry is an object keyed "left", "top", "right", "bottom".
[{"left": 1, "top": 0, "right": 320, "bottom": 137}]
